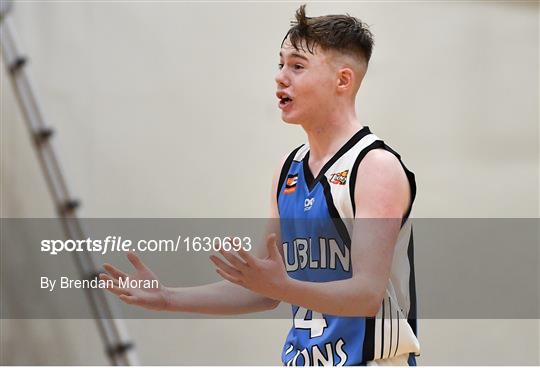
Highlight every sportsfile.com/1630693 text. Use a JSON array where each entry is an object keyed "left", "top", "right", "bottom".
[{"left": 40, "top": 236, "right": 253, "bottom": 255}]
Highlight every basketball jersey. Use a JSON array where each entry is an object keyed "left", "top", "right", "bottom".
[{"left": 277, "top": 126, "right": 421, "bottom": 366}]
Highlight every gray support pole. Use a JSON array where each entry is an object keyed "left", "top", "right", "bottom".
[{"left": 0, "top": 2, "right": 140, "bottom": 365}]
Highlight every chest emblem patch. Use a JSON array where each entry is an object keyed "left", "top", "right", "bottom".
[
  {"left": 284, "top": 174, "right": 298, "bottom": 194},
  {"left": 329, "top": 170, "right": 349, "bottom": 185}
]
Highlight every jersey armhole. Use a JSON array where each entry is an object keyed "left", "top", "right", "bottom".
[
  {"left": 384, "top": 144, "right": 417, "bottom": 222},
  {"left": 348, "top": 141, "right": 417, "bottom": 224}
]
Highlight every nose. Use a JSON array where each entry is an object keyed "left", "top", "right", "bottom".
[{"left": 275, "top": 68, "right": 289, "bottom": 87}]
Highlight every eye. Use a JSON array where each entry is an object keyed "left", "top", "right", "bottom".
[
  {"left": 294, "top": 64, "right": 304, "bottom": 70},
  {"left": 278, "top": 63, "right": 284, "bottom": 70}
]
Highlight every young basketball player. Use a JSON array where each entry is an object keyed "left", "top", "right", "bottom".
[{"left": 101, "top": 5, "right": 420, "bottom": 365}]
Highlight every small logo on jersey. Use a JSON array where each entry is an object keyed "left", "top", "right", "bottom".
[
  {"left": 304, "top": 197, "right": 315, "bottom": 211},
  {"left": 329, "top": 170, "right": 349, "bottom": 185},
  {"left": 284, "top": 174, "right": 298, "bottom": 194}
]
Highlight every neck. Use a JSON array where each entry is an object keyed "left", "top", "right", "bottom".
[{"left": 302, "top": 108, "right": 363, "bottom": 163}]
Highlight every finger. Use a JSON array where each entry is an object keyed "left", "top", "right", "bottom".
[
  {"left": 103, "top": 263, "right": 128, "bottom": 280},
  {"left": 266, "top": 233, "right": 279, "bottom": 259},
  {"left": 215, "top": 268, "right": 243, "bottom": 286},
  {"left": 119, "top": 294, "right": 140, "bottom": 305},
  {"left": 227, "top": 235, "right": 246, "bottom": 252},
  {"left": 219, "top": 248, "right": 248, "bottom": 271},
  {"left": 100, "top": 273, "right": 120, "bottom": 287},
  {"left": 127, "top": 251, "right": 147, "bottom": 272},
  {"left": 236, "top": 247, "right": 256, "bottom": 265},
  {"left": 105, "top": 284, "right": 131, "bottom": 297},
  {"left": 229, "top": 235, "right": 256, "bottom": 265},
  {"left": 209, "top": 255, "right": 242, "bottom": 278}
]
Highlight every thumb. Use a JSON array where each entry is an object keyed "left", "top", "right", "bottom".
[{"left": 266, "top": 233, "right": 279, "bottom": 260}]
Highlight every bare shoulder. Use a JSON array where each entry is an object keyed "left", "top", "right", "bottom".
[
  {"left": 358, "top": 148, "right": 404, "bottom": 176},
  {"left": 354, "top": 148, "right": 410, "bottom": 218}
]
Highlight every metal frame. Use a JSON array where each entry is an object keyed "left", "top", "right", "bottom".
[{"left": 0, "top": 2, "right": 140, "bottom": 365}]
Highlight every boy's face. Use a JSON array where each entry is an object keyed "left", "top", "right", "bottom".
[{"left": 275, "top": 39, "right": 339, "bottom": 125}]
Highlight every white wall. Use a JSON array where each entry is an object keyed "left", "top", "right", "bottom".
[{"left": 1, "top": 1, "right": 538, "bottom": 365}]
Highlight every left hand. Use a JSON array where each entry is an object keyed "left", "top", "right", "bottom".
[{"left": 209, "top": 233, "right": 289, "bottom": 301}]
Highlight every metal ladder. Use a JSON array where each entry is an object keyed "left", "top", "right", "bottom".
[{"left": 0, "top": 2, "right": 140, "bottom": 365}]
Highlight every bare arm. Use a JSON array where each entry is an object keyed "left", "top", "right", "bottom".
[
  {"left": 213, "top": 149, "right": 410, "bottom": 316},
  {"left": 100, "top": 156, "right": 285, "bottom": 315}
]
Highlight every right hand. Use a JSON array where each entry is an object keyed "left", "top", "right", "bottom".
[{"left": 100, "top": 252, "right": 170, "bottom": 311}]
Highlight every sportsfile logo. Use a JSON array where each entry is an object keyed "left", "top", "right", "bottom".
[
  {"left": 304, "top": 197, "right": 315, "bottom": 211},
  {"left": 284, "top": 174, "right": 298, "bottom": 194},
  {"left": 329, "top": 170, "right": 349, "bottom": 185}
]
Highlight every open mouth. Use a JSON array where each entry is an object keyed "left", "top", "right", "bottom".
[{"left": 277, "top": 92, "right": 293, "bottom": 109}]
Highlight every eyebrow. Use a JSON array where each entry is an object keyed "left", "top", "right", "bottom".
[{"left": 279, "top": 51, "right": 309, "bottom": 62}]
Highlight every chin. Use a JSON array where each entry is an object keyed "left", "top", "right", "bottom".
[
  {"left": 281, "top": 119, "right": 301, "bottom": 126},
  {"left": 281, "top": 113, "right": 302, "bottom": 125}
]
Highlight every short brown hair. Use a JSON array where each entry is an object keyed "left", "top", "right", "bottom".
[{"left": 282, "top": 4, "right": 374, "bottom": 65}]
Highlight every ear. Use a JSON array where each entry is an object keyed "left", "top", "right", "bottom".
[{"left": 336, "top": 67, "right": 355, "bottom": 93}]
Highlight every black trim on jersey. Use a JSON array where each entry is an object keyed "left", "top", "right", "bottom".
[
  {"left": 303, "top": 152, "right": 315, "bottom": 190},
  {"left": 303, "top": 126, "right": 371, "bottom": 192},
  {"left": 362, "top": 317, "right": 376, "bottom": 363},
  {"left": 277, "top": 144, "right": 304, "bottom": 203},
  {"left": 383, "top": 144, "right": 417, "bottom": 222},
  {"left": 407, "top": 231, "right": 418, "bottom": 337},
  {"left": 320, "top": 177, "right": 351, "bottom": 247},
  {"left": 394, "top": 306, "right": 400, "bottom": 357},
  {"left": 349, "top": 140, "right": 417, "bottom": 227},
  {"left": 380, "top": 300, "right": 385, "bottom": 359},
  {"left": 388, "top": 297, "right": 393, "bottom": 359}
]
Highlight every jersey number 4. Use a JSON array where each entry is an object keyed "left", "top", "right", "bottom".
[{"left": 294, "top": 307, "right": 328, "bottom": 338}]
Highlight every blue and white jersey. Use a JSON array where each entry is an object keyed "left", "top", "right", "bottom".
[{"left": 277, "top": 126, "right": 420, "bottom": 366}]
